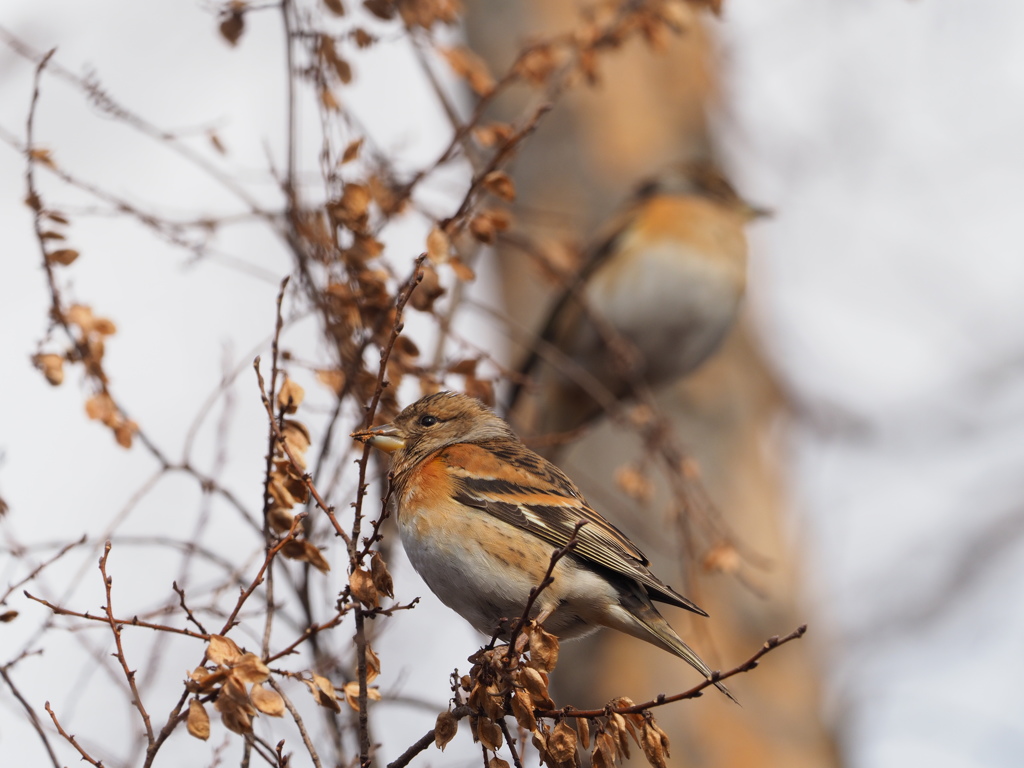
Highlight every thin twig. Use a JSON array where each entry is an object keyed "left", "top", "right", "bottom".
[
  {"left": 24, "top": 592, "right": 208, "bottom": 639},
  {"left": 503, "top": 521, "right": 586, "bottom": 658},
  {"left": 269, "top": 678, "right": 323, "bottom": 768},
  {"left": 536, "top": 625, "right": 809, "bottom": 718},
  {"left": 99, "top": 542, "right": 155, "bottom": 744},
  {"left": 0, "top": 667, "right": 60, "bottom": 768},
  {"left": 496, "top": 717, "right": 525, "bottom": 768},
  {"left": 262, "top": 276, "right": 291, "bottom": 658},
  {"left": 0, "top": 535, "right": 85, "bottom": 604},
  {"left": 46, "top": 701, "right": 105, "bottom": 767}
]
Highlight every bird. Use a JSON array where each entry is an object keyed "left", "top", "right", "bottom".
[
  {"left": 352, "top": 391, "right": 730, "bottom": 697},
  {"left": 510, "top": 161, "right": 767, "bottom": 438}
]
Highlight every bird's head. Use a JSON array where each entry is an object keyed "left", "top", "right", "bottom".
[{"left": 351, "top": 391, "right": 515, "bottom": 462}]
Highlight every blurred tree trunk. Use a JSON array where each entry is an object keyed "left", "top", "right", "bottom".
[{"left": 464, "top": 3, "right": 839, "bottom": 766}]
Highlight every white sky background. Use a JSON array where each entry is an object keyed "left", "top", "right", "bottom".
[{"left": 2, "top": 2, "right": 1024, "bottom": 768}]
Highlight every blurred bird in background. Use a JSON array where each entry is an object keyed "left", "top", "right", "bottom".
[{"left": 509, "top": 161, "right": 766, "bottom": 440}]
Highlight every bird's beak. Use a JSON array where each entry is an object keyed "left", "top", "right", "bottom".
[
  {"left": 741, "top": 201, "right": 773, "bottom": 221},
  {"left": 351, "top": 423, "right": 406, "bottom": 453}
]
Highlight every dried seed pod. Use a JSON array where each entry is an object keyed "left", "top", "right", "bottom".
[{"left": 434, "top": 710, "right": 459, "bottom": 750}]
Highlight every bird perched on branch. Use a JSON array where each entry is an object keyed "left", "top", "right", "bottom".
[
  {"left": 510, "top": 161, "right": 766, "bottom": 438},
  {"left": 352, "top": 391, "right": 730, "bottom": 697}
]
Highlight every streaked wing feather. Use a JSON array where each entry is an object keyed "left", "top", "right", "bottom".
[{"left": 452, "top": 453, "right": 706, "bottom": 616}]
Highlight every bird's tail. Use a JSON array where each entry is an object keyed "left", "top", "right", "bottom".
[{"left": 612, "top": 591, "right": 736, "bottom": 703}]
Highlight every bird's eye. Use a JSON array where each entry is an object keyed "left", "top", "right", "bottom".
[{"left": 418, "top": 414, "right": 439, "bottom": 427}]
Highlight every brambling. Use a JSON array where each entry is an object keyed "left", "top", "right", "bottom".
[
  {"left": 352, "top": 391, "right": 729, "bottom": 696},
  {"left": 513, "top": 161, "right": 766, "bottom": 436}
]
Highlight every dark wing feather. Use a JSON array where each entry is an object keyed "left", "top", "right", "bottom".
[{"left": 452, "top": 442, "right": 707, "bottom": 616}]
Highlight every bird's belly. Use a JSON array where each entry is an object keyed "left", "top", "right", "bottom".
[
  {"left": 398, "top": 506, "right": 618, "bottom": 640},
  {"left": 583, "top": 241, "right": 744, "bottom": 382}
]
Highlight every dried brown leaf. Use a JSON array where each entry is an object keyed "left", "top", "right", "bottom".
[
  {"left": 341, "top": 680, "right": 382, "bottom": 710},
  {"left": 640, "top": 721, "right": 670, "bottom": 768},
  {"left": 233, "top": 653, "right": 270, "bottom": 684},
  {"left": 267, "top": 504, "right": 294, "bottom": 534},
  {"left": 207, "top": 635, "right": 244, "bottom": 667},
  {"left": 350, "top": 567, "right": 379, "bottom": 607},
  {"left": 364, "top": 642, "right": 381, "bottom": 684},
  {"left": 277, "top": 377, "right": 305, "bottom": 414},
  {"left": 469, "top": 213, "right": 497, "bottom": 244},
  {"left": 33, "top": 353, "right": 64, "bottom": 386},
  {"left": 352, "top": 27, "right": 375, "bottom": 48},
  {"left": 369, "top": 551, "right": 394, "bottom": 598},
  {"left": 303, "top": 540, "right": 331, "bottom": 573},
  {"left": 83, "top": 393, "right": 114, "bottom": 423},
  {"left": 529, "top": 626, "right": 559, "bottom": 673},
  {"left": 411, "top": 264, "right": 445, "bottom": 312},
  {"left": 434, "top": 710, "right": 459, "bottom": 750},
  {"left": 449, "top": 256, "right": 476, "bottom": 281},
  {"left": 342, "top": 138, "right": 363, "bottom": 163},
  {"left": 186, "top": 699, "right": 210, "bottom": 740},
  {"left": 306, "top": 674, "right": 341, "bottom": 712},
  {"left": 281, "top": 419, "right": 311, "bottom": 465},
  {"left": 608, "top": 712, "right": 631, "bottom": 759},
  {"left": 29, "top": 147, "right": 56, "bottom": 168},
  {"left": 315, "top": 368, "right": 346, "bottom": 395},
  {"left": 251, "top": 682, "right": 285, "bottom": 717},
  {"left": 615, "top": 464, "right": 652, "bottom": 503},
  {"left": 363, "top": 0, "right": 395, "bottom": 20},
  {"left": 330, "top": 183, "right": 372, "bottom": 229},
  {"left": 320, "top": 87, "right": 340, "bottom": 111},
  {"left": 510, "top": 687, "right": 537, "bottom": 733},
  {"left": 47, "top": 248, "right": 79, "bottom": 266},
  {"left": 91, "top": 317, "right": 117, "bottom": 336},
  {"left": 440, "top": 46, "right": 495, "bottom": 96},
  {"left": 483, "top": 170, "right": 516, "bottom": 202},
  {"left": 703, "top": 542, "right": 741, "bottom": 574},
  {"left": 548, "top": 720, "right": 578, "bottom": 763},
  {"left": 475, "top": 716, "right": 503, "bottom": 751},
  {"left": 114, "top": 420, "right": 137, "bottom": 449},
  {"left": 218, "top": 705, "right": 252, "bottom": 734},
  {"left": 516, "top": 45, "right": 559, "bottom": 85},
  {"left": 472, "top": 122, "right": 513, "bottom": 148},
  {"left": 519, "top": 666, "right": 555, "bottom": 709},
  {"left": 219, "top": 10, "right": 245, "bottom": 46},
  {"left": 576, "top": 717, "right": 591, "bottom": 750},
  {"left": 426, "top": 226, "right": 451, "bottom": 264},
  {"left": 594, "top": 731, "right": 618, "bottom": 768}
]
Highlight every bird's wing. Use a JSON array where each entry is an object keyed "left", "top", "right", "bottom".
[{"left": 443, "top": 441, "right": 707, "bottom": 616}]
